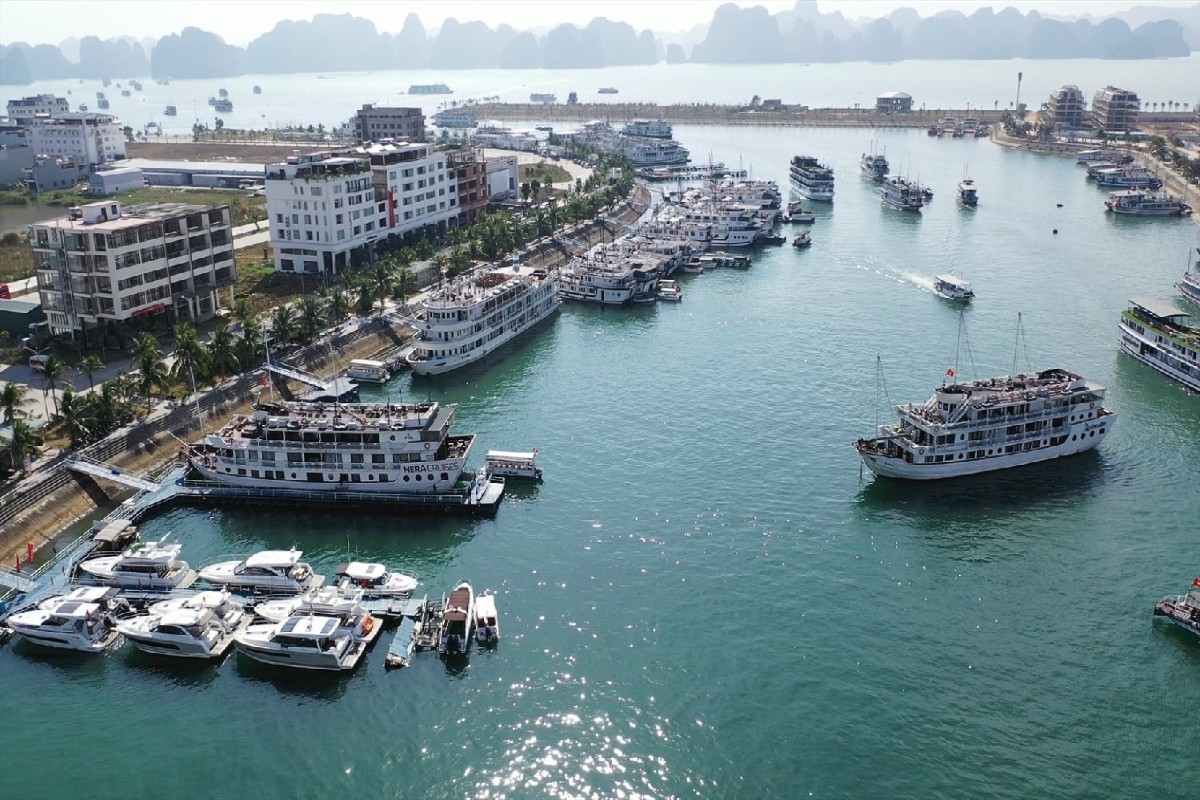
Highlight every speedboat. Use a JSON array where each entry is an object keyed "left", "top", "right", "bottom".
[
  {"left": 253, "top": 585, "right": 366, "bottom": 624},
  {"left": 475, "top": 591, "right": 499, "bottom": 644},
  {"left": 234, "top": 612, "right": 378, "bottom": 671},
  {"left": 933, "top": 274, "right": 974, "bottom": 301},
  {"left": 335, "top": 562, "right": 419, "bottom": 598},
  {"left": 6, "top": 600, "right": 122, "bottom": 652},
  {"left": 1154, "top": 577, "right": 1200, "bottom": 638},
  {"left": 439, "top": 580, "right": 475, "bottom": 655},
  {"left": 78, "top": 535, "right": 194, "bottom": 591},
  {"left": 657, "top": 280, "right": 683, "bottom": 303},
  {"left": 199, "top": 549, "right": 323, "bottom": 594},
  {"left": 147, "top": 590, "right": 247, "bottom": 628},
  {"left": 117, "top": 607, "right": 244, "bottom": 659}
]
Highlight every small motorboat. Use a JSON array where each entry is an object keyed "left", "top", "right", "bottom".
[
  {"left": 474, "top": 591, "right": 499, "bottom": 644},
  {"left": 759, "top": 233, "right": 787, "bottom": 246},
  {"left": 1154, "top": 577, "right": 1200, "bottom": 638},
  {"left": 657, "top": 279, "right": 683, "bottom": 302},
  {"left": 792, "top": 232, "right": 812, "bottom": 248},
  {"left": 484, "top": 450, "right": 543, "bottom": 480},
  {"left": 787, "top": 210, "right": 816, "bottom": 224},
  {"left": 439, "top": 580, "right": 475, "bottom": 655},
  {"left": 336, "top": 562, "right": 419, "bottom": 597},
  {"left": 933, "top": 274, "right": 974, "bottom": 301}
]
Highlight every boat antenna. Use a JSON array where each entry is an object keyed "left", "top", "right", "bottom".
[{"left": 1011, "top": 312, "right": 1033, "bottom": 376}]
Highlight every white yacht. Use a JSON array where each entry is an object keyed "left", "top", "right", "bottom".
[
  {"left": 622, "top": 119, "right": 672, "bottom": 139},
  {"left": 933, "top": 275, "right": 974, "bottom": 301},
  {"left": 117, "top": 608, "right": 245, "bottom": 659},
  {"left": 1118, "top": 297, "right": 1200, "bottom": 392},
  {"left": 345, "top": 359, "right": 389, "bottom": 383},
  {"left": 253, "top": 584, "right": 366, "bottom": 624},
  {"left": 406, "top": 266, "right": 560, "bottom": 376},
  {"left": 234, "top": 613, "right": 376, "bottom": 671},
  {"left": 147, "top": 590, "right": 247, "bottom": 628},
  {"left": 337, "top": 562, "right": 420, "bottom": 597},
  {"left": 199, "top": 549, "right": 324, "bottom": 594},
  {"left": 187, "top": 399, "right": 475, "bottom": 494},
  {"left": 880, "top": 177, "right": 924, "bottom": 212},
  {"left": 484, "top": 449, "right": 543, "bottom": 479},
  {"left": 957, "top": 178, "right": 979, "bottom": 207},
  {"left": 789, "top": 156, "right": 835, "bottom": 202},
  {"left": 439, "top": 580, "right": 475, "bottom": 655},
  {"left": 1104, "top": 190, "right": 1191, "bottom": 216},
  {"left": 475, "top": 591, "right": 499, "bottom": 644},
  {"left": 856, "top": 368, "right": 1116, "bottom": 480},
  {"left": 78, "top": 535, "right": 195, "bottom": 591},
  {"left": 38, "top": 586, "right": 130, "bottom": 616},
  {"left": 860, "top": 149, "right": 889, "bottom": 182},
  {"left": 6, "top": 600, "right": 122, "bottom": 652},
  {"left": 1177, "top": 264, "right": 1200, "bottom": 306}
]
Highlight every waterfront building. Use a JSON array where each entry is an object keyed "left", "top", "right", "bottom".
[
  {"left": 876, "top": 91, "right": 913, "bottom": 114},
  {"left": 364, "top": 140, "right": 458, "bottom": 236},
  {"left": 1044, "top": 85, "right": 1087, "bottom": 128},
  {"left": 473, "top": 122, "right": 540, "bottom": 153},
  {"left": 25, "top": 154, "right": 81, "bottom": 192},
  {"left": 27, "top": 112, "right": 125, "bottom": 167},
  {"left": 485, "top": 155, "right": 519, "bottom": 202},
  {"left": 352, "top": 105, "right": 425, "bottom": 145},
  {"left": 1091, "top": 86, "right": 1140, "bottom": 132},
  {"left": 5, "top": 94, "right": 70, "bottom": 124},
  {"left": 30, "top": 201, "right": 236, "bottom": 342},
  {"left": 446, "top": 146, "right": 490, "bottom": 225}
]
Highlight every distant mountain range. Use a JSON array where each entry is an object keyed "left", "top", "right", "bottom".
[{"left": 0, "top": 3, "right": 1193, "bottom": 85}]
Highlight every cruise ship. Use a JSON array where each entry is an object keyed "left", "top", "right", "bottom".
[
  {"left": 789, "top": 156, "right": 835, "bottom": 202},
  {"left": 1177, "top": 265, "right": 1200, "bottom": 306},
  {"left": 187, "top": 400, "right": 475, "bottom": 493},
  {"left": 1092, "top": 166, "right": 1162, "bottom": 190},
  {"left": 860, "top": 149, "right": 889, "bottom": 182},
  {"left": 558, "top": 259, "right": 638, "bottom": 305},
  {"left": 855, "top": 369, "right": 1116, "bottom": 480},
  {"left": 432, "top": 109, "right": 478, "bottom": 129},
  {"left": 1104, "top": 190, "right": 1191, "bottom": 216},
  {"left": 1118, "top": 297, "right": 1200, "bottom": 391},
  {"left": 409, "top": 83, "right": 452, "bottom": 95},
  {"left": 213, "top": 98, "right": 233, "bottom": 114},
  {"left": 568, "top": 121, "right": 690, "bottom": 166},
  {"left": 659, "top": 202, "right": 763, "bottom": 247},
  {"left": 880, "top": 177, "right": 924, "bottom": 211},
  {"left": 623, "top": 119, "right": 672, "bottom": 139},
  {"left": 406, "top": 265, "right": 560, "bottom": 376}
]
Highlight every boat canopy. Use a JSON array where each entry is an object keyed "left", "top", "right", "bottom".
[
  {"left": 342, "top": 562, "right": 386, "bottom": 581},
  {"left": 1130, "top": 297, "right": 1188, "bottom": 321},
  {"left": 245, "top": 550, "right": 302, "bottom": 568},
  {"left": 349, "top": 359, "right": 384, "bottom": 369},
  {"left": 486, "top": 450, "right": 538, "bottom": 464}
]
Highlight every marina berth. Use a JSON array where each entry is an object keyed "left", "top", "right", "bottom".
[
  {"left": 187, "top": 398, "right": 476, "bottom": 494},
  {"left": 880, "top": 177, "right": 925, "bottom": 211},
  {"left": 116, "top": 607, "right": 248, "bottom": 659},
  {"left": 855, "top": 368, "right": 1117, "bottom": 480},
  {"left": 233, "top": 613, "right": 377, "bottom": 671},
  {"left": 1153, "top": 578, "right": 1200, "bottom": 639},
  {"left": 336, "top": 562, "right": 419, "bottom": 597},
  {"left": 1118, "top": 297, "right": 1200, "bottom": 392},
  {"left": 1104, "top": 190, "right": 1191, "bottom": 216},
  {"left": 485, "top": 449, "right": 543, "bottom": 480},
  {"left": 789, "top": 156, "right": 835, "bottom": 202},
  {"left": 933, "top": 274, "right": 974, "bottom": 301},
  {"left": 345, "top": 359, "right": 389, "bottom": 384},
  {"left": 78, "top": 535, "right": 196, "bottom": 591},
  {"left": 5, "top": 600, "right": 123, "bottom": 652},
  {"left": 406, "top": 265, "right": 560, "bottom": 376},
  {"left": 198, "top": 549, "right": 324, "bottom": 594}
]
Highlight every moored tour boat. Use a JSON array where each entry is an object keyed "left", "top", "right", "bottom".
[
  {"left": 253, "top": 585, "right": 367, "bottom": 624},
  {"left": 345, "top": 359, "right": 389, "bottom": 383},
  {"left": 147, "top": 590, "right": 246, "bottom": 628},
  {"left": 1177, "top": 263, "right": 1200, "bottom": 306},
  {"left": 1117, "top": 297, "right": 1200, "bottom": 392},
  {"left": 199, "top": 549, "right": 324, "bottom": 594},
  {"left": 957, "top": 178, "right": 979, "bottom": 207},
  {"left": 933, "top": 274, "right": 974, "bottom": 301},
  {"left": 439, "top": 580, "right": 475, "bottom": 655},
  {"left": 1153, "top": 578, "right": 1200, "bottom": 638},
  {"left": 485, "top": 449, "right": 543, "bottom": 479},
  {"left": 1104, "top": 190, "right": 1191, "bottom": 216},
  {"left": 78, "top": 535, "right": 195, "bottom": 591},
  {"left": 855, "top": 368, "right": 1116, "bottom": 480},
  {"left": 657, "top": 279, "right": 683, "bottom": 302}
]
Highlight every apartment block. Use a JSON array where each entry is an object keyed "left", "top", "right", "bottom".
[
  {"left": 27, "top": 112, "right": 126, "bottom": 167},
  {"left": 353, "top": 105, "right": 425, "bottom": 145},
  {"left": 446, "top": 146, "right": 489, "bottom": 225},
  {"left": 1091, "top": 86, "right": 1140, "bottom": 132},
  {"left": 1043, "top": 84, "right": 1086, "bottom": 128},
  {"left": 31, "top": 201, "right": 236, "bottom": 342}
]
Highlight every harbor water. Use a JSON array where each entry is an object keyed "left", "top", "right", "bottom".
[{"left": 1, "top": 125, "right": 1199, "bottom": 796}]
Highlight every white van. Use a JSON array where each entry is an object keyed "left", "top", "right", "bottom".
[{"left": 29, "top": 354, "right": 49, "bottom": 373}]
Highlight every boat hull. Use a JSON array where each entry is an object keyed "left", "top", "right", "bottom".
[
  {"left": 234, "top": 642, "right": 364, "bottom": 671},
  {"left": 1119, "top": 333, "right": 1200, "bottom": 392},
  {"left": 119, "top": 631, "right": 227, "bottom": 659},
  {"left": 7, "top": 626, "right": 118, "bottom": 652},
  {"left": 1154, "top": 599, "right": 1200, "bottom": 638}
]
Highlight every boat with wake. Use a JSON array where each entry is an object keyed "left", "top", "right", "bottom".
[
  {"left": 860, "top": 148, "right": 889, "bottom": 183},
  {"left": 933, "top": 274, "right": 974, "bottom": 301},
  {"left": 880, "top": 177, "right": 924, "bottom": 211},
  {"left": 957, "top": 178, "right": 979, "bottom": 207}
]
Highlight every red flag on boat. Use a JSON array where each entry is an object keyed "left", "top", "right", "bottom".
[
  {"left": 1193, "top": 577, "right": 1200, "bottom": 587},
  {"left": 946, "top": 368, "right": 955, "bottom": 377},
  {"left": 260, "top": 377, "right": 268, "bottom": 387}
]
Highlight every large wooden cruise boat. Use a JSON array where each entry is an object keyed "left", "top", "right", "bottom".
[
  {"left": 188, "top": 400, "right": 474, "bottom": 493},
  {"left": 855, "top": 369, "right": 1117, "bottom": 480},
  {"left": 1118, "top": 297, "right": 1200, "bottom": 391},
  {"left": 789, "top": 156, "right": 835, "bottom": 202},
  {"left": 406, "top": 265, "right": 559, "bottom": 376}
]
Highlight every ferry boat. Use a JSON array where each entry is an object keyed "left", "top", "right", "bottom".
[
  {"left": 163, "top": 105, "right": 177, "bottom": 116},
  {"left": 598, "top": 87, "right": 619, "bottom": 95},
  {"left": 1177, "top": 264, "right": 1200, "bottom": 306},
  {"left": 1118, "top": 297, "right": 1200, "bottom": 391},
  {"left": 1093, "top": 166, "right": 1162, "bottom": 190},
  {"left": 933, "top": 274, "right": 974, "bottom": 301},
  {"left": 957, "top": 178, "right": 979, "bottom": 207},
  {"left": 234, "top": 613, "right": 378, "bottom": 671},
  {"left": 623, "top": 119, "right": 672, "bottom": 139},
  {"left": 880, "top": 177, "right": 924, "bottom": 211},
  {"left": 439, "top": 580, "right": 475, "bottom": 655},
  {"left": 78, "top": 535, "right": 194, "bottom": 590},
  {"left": 5, "top": 600, "right": 122, "bottom": 652},
  {"left": 187, "top": 398, "right": 476, "bottom": 493},
  {"left": 1104, "top": 190, "right": 1191, "bottom": 216},
  {"left": 529, "top": 93, "right": 556, "bottom": 103},
  {"left": 789, "top": 156, "right": 835, "bottom": 202},
  {"left": 1154, "top": 577, "right": 1200, "bottom": 639},
  {"left": 345, "top": 359, "right": 388, "bottom": 384},
  {"left": 1077, "top": 149, "right": 1131, "bottom": 165},
  {"left": 335, "top": 562, "right": 419, "bottom": 598},
  {"left": 559, "top": 260, "right": 637, "bottom": 305},
  {"left": 855, "top": 368, "right": 1116, "bottom": 480},
  {"left": 198, "top": 549, "right": 324, "bottom": 594},
  {"left": 860, "top": 149, "right": 889, "bottom": 182},
  {"left": 614, "top": 136, "right": 690, "bottom": 166},
  {"left": 117, "top": 607, "right": 246, "bottom": 659},
  {"left": 485, "top": 449, "right": 543, "bottom": 480},
  {"left": 406, "top": 265, "right": 559, "bottom": 376},
  {"left": 475, "top": 591, "right": 499, "bottom": 644},
  {"left": 213, "top": 98, "right": 233, "bottom": 114},
  {"left": 432, "top": 109, "right": 478, "bottom": 128},
  {"left": 409, "top": 83, "right": 453, "bottom": 95}
]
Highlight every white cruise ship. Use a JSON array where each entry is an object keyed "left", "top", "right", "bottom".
[
  {"left": 187, "top": 400, "right": 474, "bottom": 493},
  {"left": 558, "top": 258, "right": 638, "bottom": 305},
  {"left": 855, "top": 368, "right": 1116, "bottom": 480},
  {"left": 860, "top": 150, "right": 889, "bottom": 182},
  {"left": 569, "top": 121, "right": 690, "bottom": 166},
  {"left": 880, "top": 177, "right": 924, "bottom": 211},
  {"left": 1119, "top": 297, "right": 1200, "bottom": 391},
  {"left": 406, "top": 265, "right": 560, "bottom": 376},
  {"left": 1177, "top": 265, "right": 1200, "bottom": 306},
  {"left": 789, "top": 156, "right": 835, "bottom": 202},
  {"left": 1104, "top": 190, "right": 1191, "bottom": 216},
  {"left": 623, "top": 119, "right": 672, "bottom": 139},
  {"left": 432, "top": 109, "right": 478, "bottom": 128}
]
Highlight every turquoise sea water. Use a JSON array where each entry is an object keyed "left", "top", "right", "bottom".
[{"left": 1, "top": 123, "right": 1198, "bottom": 798}]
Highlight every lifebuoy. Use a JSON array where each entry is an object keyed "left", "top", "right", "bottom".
[
  {"left": 1089, "top": 403, "right": 1094, "bottom": 409},
  {"left": 424, "top": 442, "right": 431, "bottom": 450},
  {"left": 918, "top": 447, "right": 925, "bottom": 454},
  {"left": 362, "top": 615, "right": 374, "bottom": 635}
]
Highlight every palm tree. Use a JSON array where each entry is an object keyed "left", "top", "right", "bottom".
[
  {"left": 40, "top": 354, "right": 68, "bottom": 417},
  {"left": 234, "top": 296, "right": 251, "bottom": 321},
  {"left": 270, "top": 305, "right": 297, "bottom": 346},
  {"left": 78, "top": 354, "right": 105, "bottom": 391},
  {"left": 296, "top": 295, "right": 326, "bottom": 343},
  {"left": 4, "top": 419, "right": 40, "bottom": 475},
  {"left": 208, "top": 322, "right": 240, "bottom": 381},
  {"left": 327, "top": 288, "right": 350, "bottom": 325},
  {"left": 172, "top": 322, "right": 208, "bottom": 385},
  {"left": 432, "top": 253, "right": 449, "bottom": 279},
  {"left": 367, "top": 258, "right": 395, "bottom": 316},
  {"left": 135, "top": 339, "right": 171, "bottom": 412},
  {"left": 354, "top": 280, "right": 376, "bottom": 317},
  {"left": 395, "top": 267, "right": 417, "bottom": 302},
  {"left": 449, "top": 245, "right": 470, "bottom": 276},
  {"left": 1, "top": 382, "right": 30, "bottom": 424},
  {"left": 239, "top": 315, "right": 264, "bottom": 366},
  {"left": 58, "top": 388, "right": 92, "bottom": 447}
]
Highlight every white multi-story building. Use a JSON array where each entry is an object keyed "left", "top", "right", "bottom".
[
  {"left": 28, "top": 112, "right": 126, "bottom": 167},
  {"left": 265, "top": 141, "right": 457, "bottom": 276},
  {"left": 485, "top": 155, "right": 519, "bottom": 201},
  {"left": 30, "top": 201, "right": 236, "bottom": 342},
  {"left": 6, "top": 94, "right": 71, "bottom": 124}
]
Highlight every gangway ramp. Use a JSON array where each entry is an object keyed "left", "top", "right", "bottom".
[
  {"left": 64, "top": 456, "right": 160, "bottom": 492},
  {"left": 265, "top": 363, "right": 329, "bottom": 390}
]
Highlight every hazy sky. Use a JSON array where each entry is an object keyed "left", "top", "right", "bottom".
[{"left": 1, "top": 0, "right": 1192, "bottom": 46}]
